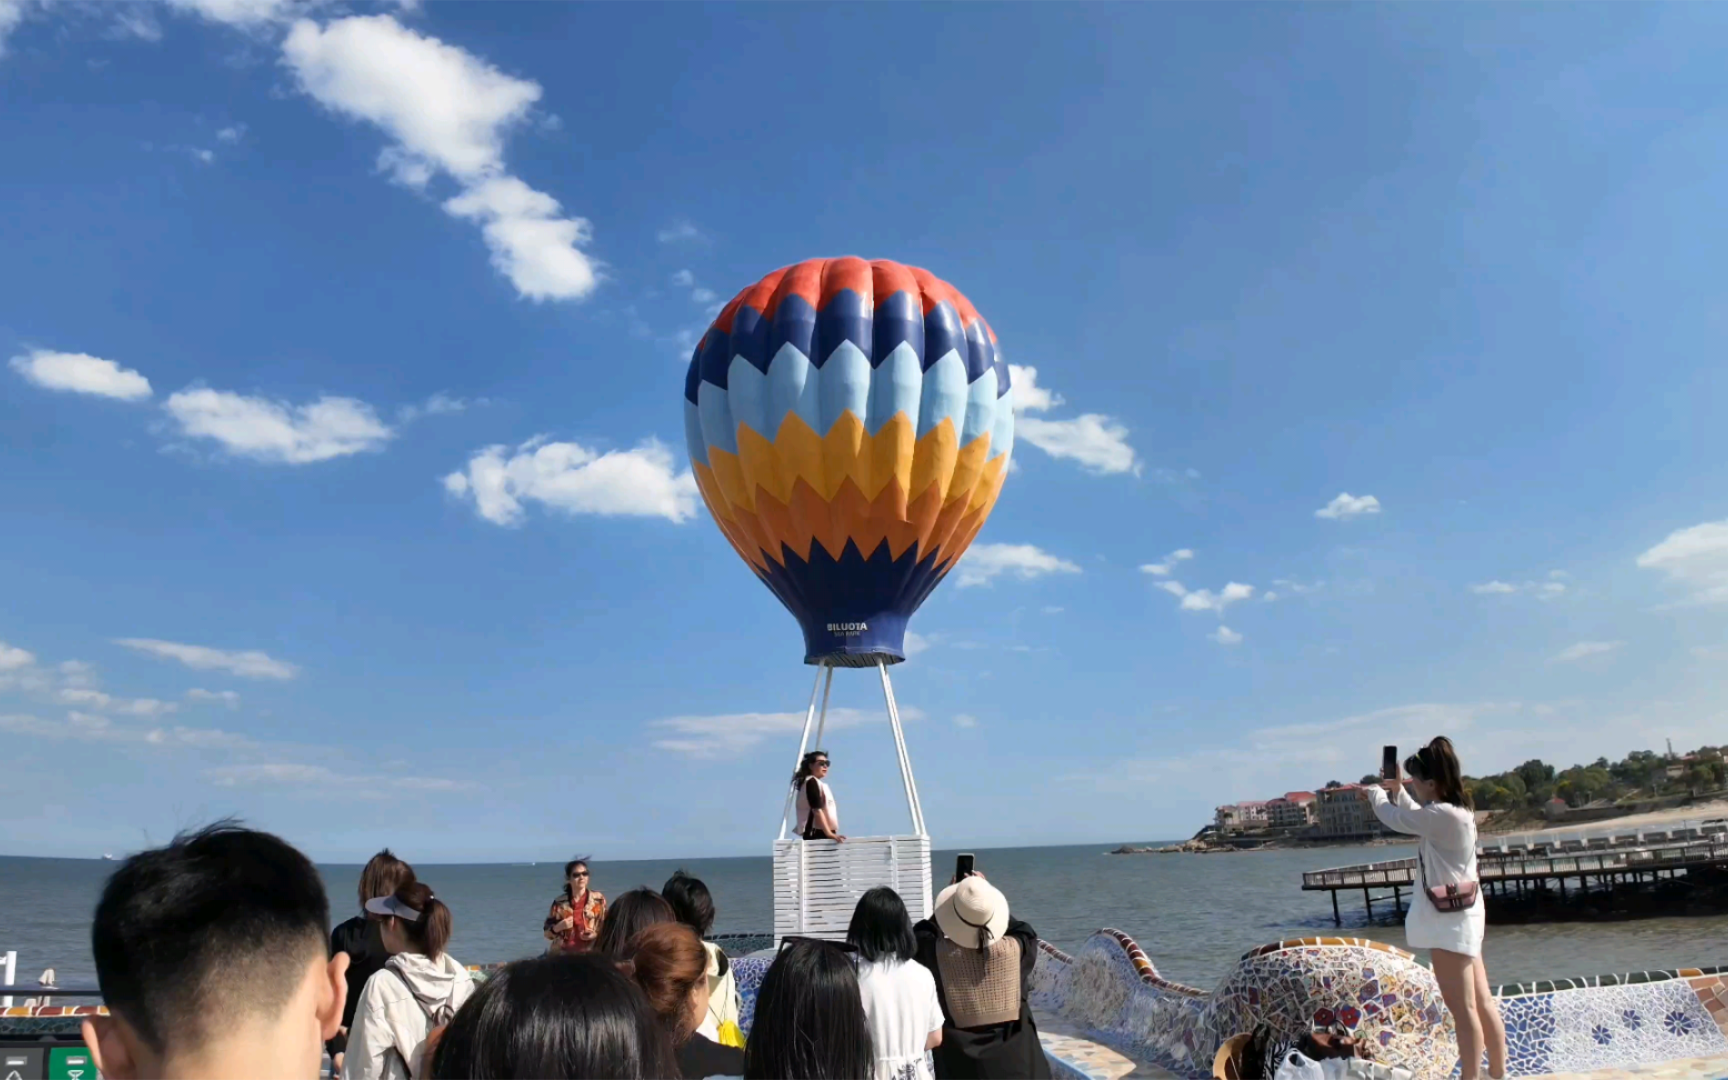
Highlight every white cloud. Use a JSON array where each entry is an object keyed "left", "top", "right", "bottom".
[
  {"left": 443, "top": 435, "right": 698, "bottom": 526},
  {"left": 187, "top": 688, "right": 242, "bottom": 708},
  {"left": 671, "top": 269, "right": 695, "bottom": 287},
  {"left": 1273, "top": 578, "right": 1323, "bottom": 596},
  {"left": 163, "top": 388, "right": 393, "bottom": 464},
  {"left": 1262, "top": 591, "right": 1279, "bottom": 602},
  {"left": 1138, "top": 548, "right": 1194, "bottom": 577},
  {"left": 192, "top": 148, "right": 216, "bottom": 164},
  {"left": 1001, "top": 366, "right": 1136, "bottom": 475},
  {"left": 1553, "top": 641, "right": 1624, "bottom": 664},
  {"left": 165, "top": 0, "right": 299, "bottom": 29},
  {"left": 115, "top": 639, "right": 300, "bottom": 680},
  {"left": 216, "top": 123, "right": 246, "bottom": 143},
  {"left": 396, "top": 391, "right": 469, "bottom": 423},
  {"left": 0, "top": 0, "right": 35, "bottom": 57},
  {"left": 1315, "top": 492, "right": 1381, "bottom": 520},
  {"left": 953, "top": 713, "right": 979, "bottom": 729},
  {"left": 57, "top": 660, "right": 96, "bottom": 688},
  {"left": 0, "top": 641, "right": 34, "bottom": 671},
  {"left": 281, "top": 15, "right": 599, "bottom": 301},
  {"left": 903, "top": 631, "right": 933, "bottom": 658},
  {"left": 1637, "top": 520, "right": 1728, "bottom": 606},
  {"left": 650, "top": 705, "right": 925, "bottom": 758},
  {"left": 955, "top": 543, "right": 1081, "bottom": 588},
  {"left": 205, "top": 762, "right": 477, "bottom": 793},
  {"left": 1154, "top": 579, "right": 1255, "bottom": 615},
  {"left": 657, "top": 220, "right": 701, "bottom": 244},
  {"left": 1006, "top": 364, "right": 1062, "bottom": 413},
  {"left": 1209, "top": 625, "right": 1244, "bottom": 646},
  {"left": 1015, "top": 414, "right": 1138, "bottom": 476},
  {"left": 691, "top": 287, "right": 717, "bottom": 305},
  {"left": 56, "top": 688, "right": 178, "bottom": 717},
  {"left": 9, "top": 349, "right": 152, "bottom": 401},
  {"left": 1042, "top": 606, "right": 1064, "bottom": 615},
  {"left": 1471, "top": 579, "right": 1566, "bottom": 599},
  {"left": 1, "top": 710, "right": 254, "bottom": 749}
]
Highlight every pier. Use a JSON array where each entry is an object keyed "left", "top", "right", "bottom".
[{"left": 1303, "top": 817, "right": 1728, "bottom": 925}]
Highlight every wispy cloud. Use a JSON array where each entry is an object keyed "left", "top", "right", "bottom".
[
  {"left": 955, "top": 543, "right": 1081, "bottom": 588},
  {"left": 1470, "top": 578, "right": 1566, "bottom": 599},
  {"left": 953, "top": 713, "right": 979, "bottom": 729},
  {"left": 1139, "top": 549, "right": 1194, "bottom": 577},
  {"left": 1315, "top": 492, "right": 1381, "bottom": 520},
  {"left": 1553, "top": 641, "right": 1623, "bottom": 664},
  {"left": 651, "top": 705, "right": 925, "bottom": 758},
  {"left": 0, "top": 710, "right": 255, "bottom": 749},
  {"left": 1209, "top": 625, "right": 1243, "bottom": 646},
  {"left": 163, "top": 388, "right": 394, "bottom": 464},
  {"left": 204, "top": 762, "right": 479, "bottom": 795},
  {"left": 1154, "top": 579, "right": 1255, "bottom": 615},
  {"left": 279, "top": 14, "right": 599, "bottom": 301},
  {"left": 187, "top": 688, "right": 242, "bottom": 708},
  {"left": 443, "top": 435, "right": 699, "bottom": 526},
  {"left": 1637, "top": 520, "right": 1728, "bottom": 606},
  {"left": 657, "top": 220, "right": 702, "bottom": 244},
  {"left": 10, "top": 349, "right": 153, "bottom": 401},
  {"left": 56, "top": 687, "right": 179, "bottom": 717},
  {"left": 396, "top": 392, "right": 471, "bottom": 424},
  {"left": 116, "top": 639, "right": 300, "bottom": 680},
  {"left": 1006, "top": 364, "right": 1138, "bottom": 475},
  {"left": 0, "top": 641, "right": 35, "bottom": 671}
]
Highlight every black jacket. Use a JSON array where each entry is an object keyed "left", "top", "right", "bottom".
[
  {"left": 913, "top": 916, "right": 1051, "bottom": 1079},
  {"left": 327, "top": 915, "right": 391, "bottom": 1056}
]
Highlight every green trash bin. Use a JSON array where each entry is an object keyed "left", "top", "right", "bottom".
[{"left": 46, "top": 1047, "right": 96, "bottom": 1080}]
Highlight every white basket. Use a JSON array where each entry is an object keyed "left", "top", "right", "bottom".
[{"left": 773, "top": 835, "right": 932, "bottom": 943}]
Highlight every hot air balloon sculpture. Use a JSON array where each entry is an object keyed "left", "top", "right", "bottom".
[{"left": 683, "top": 257, "right": 1014, "bottom": 938}]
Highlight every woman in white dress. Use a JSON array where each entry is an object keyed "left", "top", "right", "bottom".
[
  {"left": 1365, "top": 737, "right": 1507, "bottom": 1080},
  {"left": 848, "top": 887, "right": 943, "bottom": 1080}
]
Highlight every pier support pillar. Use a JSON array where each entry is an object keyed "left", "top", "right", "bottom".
[
  {"left": 1393, "top": 886, "right": 1403, "bottom": 915},
  {"left": 1331, "top": 890, "right": 1341, "bottom": 927},
  {"left": 1363, "top": 888, "right": 1373, "bottom": 920}
]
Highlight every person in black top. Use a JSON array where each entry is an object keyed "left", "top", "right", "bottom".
[
  {"left": 793, "top": 750, "right": 845, "bottom": 842},
  {"left": 327, "top": 849, "right": 416, "bottom": 1069},
  {"left": 620, "top": 922, "right": 746, "bottom": 1078},
  {"left": 913, "top": 871, "right": 1050, "bottom": 1079}
]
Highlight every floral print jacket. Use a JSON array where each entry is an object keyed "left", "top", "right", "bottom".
[{"left": 543, "top": 889, "right": 606, "bottom": 952}]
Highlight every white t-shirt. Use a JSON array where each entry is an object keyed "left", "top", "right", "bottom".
[
  {"left": 796, "top": 776, "right": 840, "bottom": 836},
  {"left": 856, "top": 958, "right": 943, "bottom": 1080}
]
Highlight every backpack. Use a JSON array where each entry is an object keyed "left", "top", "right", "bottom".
[{"left": 385, "top": 967, "right": 456, "bottom": 1078}]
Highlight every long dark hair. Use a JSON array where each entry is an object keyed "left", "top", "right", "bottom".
[
  {"left": 744, "top": 939, "right": 872, "bottom": 1080},
  {"left": 1406, "top": 736, "right": 1472, "bottom": 809},
  {"left": 620, "top": 922, "right": 707, "bottom": 1043},
  {"left": 428, "top": 954, "right": 676, "bottom": 1079},
  {"left": 790, "top": 750, "right": 829, "bottom": 789},
  {"left": 561, "top": 856, "right": 591, "bottom": 902},
  {"left": 661, "top": 870, "right": 716, "bottom": 936},
  {"left": 391, "top": 881, "right": 454, "bottom": 961},
  {"left": 358, "top": 849, "right": 415, "bottom": 913},
  {"left": 594, "top": 887, "right": 674, "bottom": 958},
  {"left": 847, "top": 887, "right": 916, "bottom": 964}
]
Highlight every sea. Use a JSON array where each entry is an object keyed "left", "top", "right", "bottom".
[{"left": 5, "top": 844, "right": 1727, "bottom": 991}]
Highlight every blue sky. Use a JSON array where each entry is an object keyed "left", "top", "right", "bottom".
[{"left": 3, "top": 1, "right": 1727, "bottom": 862}]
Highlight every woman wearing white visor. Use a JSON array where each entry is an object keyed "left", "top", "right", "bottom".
[{"left": 343, "top": 880, "right": 474, "bottom": 1080}]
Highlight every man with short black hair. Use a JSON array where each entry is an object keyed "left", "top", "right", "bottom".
[{"left": 81, "top": 822, "right": 349, "bottom": 1079}]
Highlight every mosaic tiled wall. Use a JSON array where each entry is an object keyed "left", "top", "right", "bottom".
[{"left": 1030, "top": 930, "right": 1728, "bottom": 1080}]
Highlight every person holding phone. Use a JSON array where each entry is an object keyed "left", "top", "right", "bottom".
[{"left": 1362, "top": 737, "right": 1507, "bottom": 1080}]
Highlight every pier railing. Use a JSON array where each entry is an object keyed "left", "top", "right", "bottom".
[{"left": 1303, "top": 833, "right": 1728, "bottom": 891}]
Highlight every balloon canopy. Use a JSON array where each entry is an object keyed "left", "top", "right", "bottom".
[{"left": 683, "top": 257, "right": 1015, "bottom": 667}]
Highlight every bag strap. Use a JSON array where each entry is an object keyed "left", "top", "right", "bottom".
[{"left": 384, "top": 966, "right": 440, "bottom": 1079}]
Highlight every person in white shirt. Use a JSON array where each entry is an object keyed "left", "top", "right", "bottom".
[
  {"left": 343, "top": 881, "right": 475, "bottom": 1080},
  {"left": 1364, "top": 737, "right": 1507, "bottom": 1080},
  {"left": 848, "top": 887, "right": 943, "bottom": 1080},
  {"left": 793, "top": 751, "right": 846, "bottom": 842}
]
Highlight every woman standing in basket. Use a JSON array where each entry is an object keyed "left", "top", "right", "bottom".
[
  {"left": 1365, "top": 737, "right": 1507, "bottom": 1080},
  {"left": 544, "top": 856, "right": 607, "bottom": 955},
  {"left": 793, "top": 750, "right": 846, "bottom": 843}
]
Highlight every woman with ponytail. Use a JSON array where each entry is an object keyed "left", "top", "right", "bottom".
[
  {"left": 344, "top": 881, "right": 474, "bottom": 1080},
  {"left": 1365, "top": 737, "right": 1507, "bottom": 1079}
]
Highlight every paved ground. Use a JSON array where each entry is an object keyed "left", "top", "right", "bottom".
[{"left": 1530, "top": 1056, "right": 1728, "bottom": 1079}]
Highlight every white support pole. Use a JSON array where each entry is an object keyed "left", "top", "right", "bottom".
[
  {"left": 778, "top": 662, "right": 829, "bottom": 840},
  {"left": 811, "top": 664, "right": 836, "bottom": 756},
  {"left": 2, "top": 949, "right": 14, "bottom": 1008},
  {"left": 878, "top": 660, "right": 927, "bottom": 837}
]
